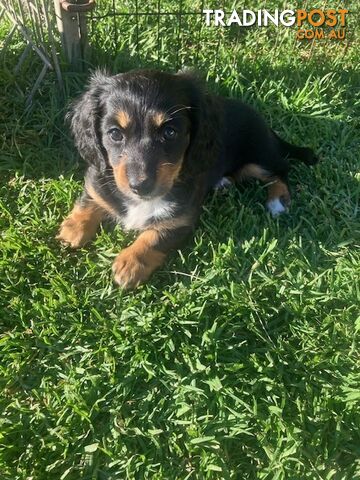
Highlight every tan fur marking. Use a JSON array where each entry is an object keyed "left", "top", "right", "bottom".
[
  {"left": 234, "top": 163, "right": 291, "bottom": 207},
  {"left": 267, "top": 180, "right": 291, "bottom": 205},
  {"left": 152, "top": 112, "right": 166, "bottom": 127},
  {"left": 86, "top": 183, "right": 118, "bottom": 217},
  {"left": 110, "top": 161, "right": 132, "bottom": 196},
  {"left": 235, "top": 163, "right": 273, "bottom": 183},
  {"left": 156, "top": 160, "right": 183, "bottom": 192},
  {"left": 116, "top": 110, "right": 130, "bottom": 129},
  {"left": 112, "top": 229, "right": 166, "bottom": 289},
  {"left": 150, "top": 213, "right": 193, "bottom": 232},
  {"left": 57, "top": 203, "right": 104, "bottom": 248}
]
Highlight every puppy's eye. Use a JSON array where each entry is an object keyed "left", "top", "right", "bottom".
[
  {"left": 108, "top": 128, "right": 124, "bottom": 142},
  {"left": 163, "top": 126, "right": 177, "bottom": 141}
]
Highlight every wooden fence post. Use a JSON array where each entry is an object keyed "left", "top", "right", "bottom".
[{"left": 53, "top": 0, "right": 95, "bottom": 69}]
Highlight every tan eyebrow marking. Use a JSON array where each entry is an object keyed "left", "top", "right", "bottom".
[
  {"left": 116, "top": 110, "right": 131, "bottom": 129},
  {"left": 152, "top": 112, "right": 167, "bottom": 127}
]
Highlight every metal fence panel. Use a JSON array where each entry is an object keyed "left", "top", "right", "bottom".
[{"left": 0, "top": 0, "right": 63, "bottom": 107}]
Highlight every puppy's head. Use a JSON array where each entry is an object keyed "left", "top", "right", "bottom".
[{"left": 69, "top": 69, "right": 205, "bottom": 200}]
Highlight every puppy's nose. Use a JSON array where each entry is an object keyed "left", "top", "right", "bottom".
[{"left": 129, "top": 178, "right": 153, "bottom": 196}]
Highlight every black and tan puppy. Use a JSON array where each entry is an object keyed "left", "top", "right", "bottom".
[{"left": 57, "top": 69, "right": 317, "bottom": 288}]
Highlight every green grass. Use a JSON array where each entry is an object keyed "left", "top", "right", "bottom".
[{"left": 1, "top": 1, "right": 359, "bottom": 478}]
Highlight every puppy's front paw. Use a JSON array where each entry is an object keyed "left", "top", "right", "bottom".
[
  {"left": 112, "top": 247, "right": 165, "bottom": 289},
  {"left": 56, "top": 217, "right": 92, "bottom": 248},
  {"left": 56, "top": 205, "right": 102, "bottom": 248}
]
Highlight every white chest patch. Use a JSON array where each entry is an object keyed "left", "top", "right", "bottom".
[{"left": 121, "top": 197, "right": 176, "bottom": 231}]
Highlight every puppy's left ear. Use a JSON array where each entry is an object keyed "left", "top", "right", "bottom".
[
  {"left": 67, "top": 70, "right": 114, "bottom": 169},
  {"left": 176, "top": 70, "right": 222, "bottom": 176}
]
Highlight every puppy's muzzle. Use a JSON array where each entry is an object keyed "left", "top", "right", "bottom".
[{"left": 128, "top": 176, "right": 154, "bottom": 196}]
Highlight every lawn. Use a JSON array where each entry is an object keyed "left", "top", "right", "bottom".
[{"left": 0, "top": 1, "right": 359, "bottom": 478}]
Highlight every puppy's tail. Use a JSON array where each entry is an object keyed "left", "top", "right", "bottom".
[{"left": 273, "top": 131, "right": 318, "bottom": 166}]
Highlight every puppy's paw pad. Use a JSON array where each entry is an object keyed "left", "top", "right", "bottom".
[{"left": 266, "top": 198, "right": 288, "bottom": 217}]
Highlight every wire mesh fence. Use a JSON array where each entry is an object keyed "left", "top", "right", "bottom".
[
  {"left": 88, "top": 0, "right": 235, "bottom": 75},
  {"left": 87, "top": 1, "right": 358, "bottom": 81},
  {"left": 87, "top": 0, "right": 295, "bottom": 90},
  {"left": 0, "top": 0, "right": 62, "bottom": 107},
  {"left": 0, "top": 1, "right": 358, "bottom": 105}
]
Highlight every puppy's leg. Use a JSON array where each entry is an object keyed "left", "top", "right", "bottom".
[
  {"left": 112, "top": 224, "right": 192, "bottom": 289},
  {"left": 266, "top": 178, "right": 291, "bottom": 216},
  {"left": 235, "top": 163, "right": 290, "bottom": 216},
  {"left": 57, "top": 192, "right": 105, "bottom": 248}
]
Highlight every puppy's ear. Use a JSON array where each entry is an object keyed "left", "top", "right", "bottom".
[
  {"left": 176, "top": 70, "right": 222, "bottom": 176},
  {"left": 67, "top": 70, "right": 113, "bottom": 169}
]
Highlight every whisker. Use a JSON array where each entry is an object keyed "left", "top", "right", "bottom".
[
  {"left": 163, "top": 103, "right": 189, "bottom": 116},
  {"left": 162, "top": 104, "right": 194, "bottom": 122},
  {"left": 166, "top": 107, "right": 193, "bottom": 122},
  {"left": 170, "top": 106, "right": 192, "bottom": 116},
  {"left": 159, "top": 162, "right": 174, "bottom": 167}
]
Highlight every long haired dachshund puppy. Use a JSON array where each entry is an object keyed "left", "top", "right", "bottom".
[{"left": 57, "top": 69, "right": 317, "bottom": 289}]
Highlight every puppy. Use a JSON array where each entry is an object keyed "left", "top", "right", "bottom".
[{"left": 57, "top": 69, "right": 317, "bottom": 289}]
